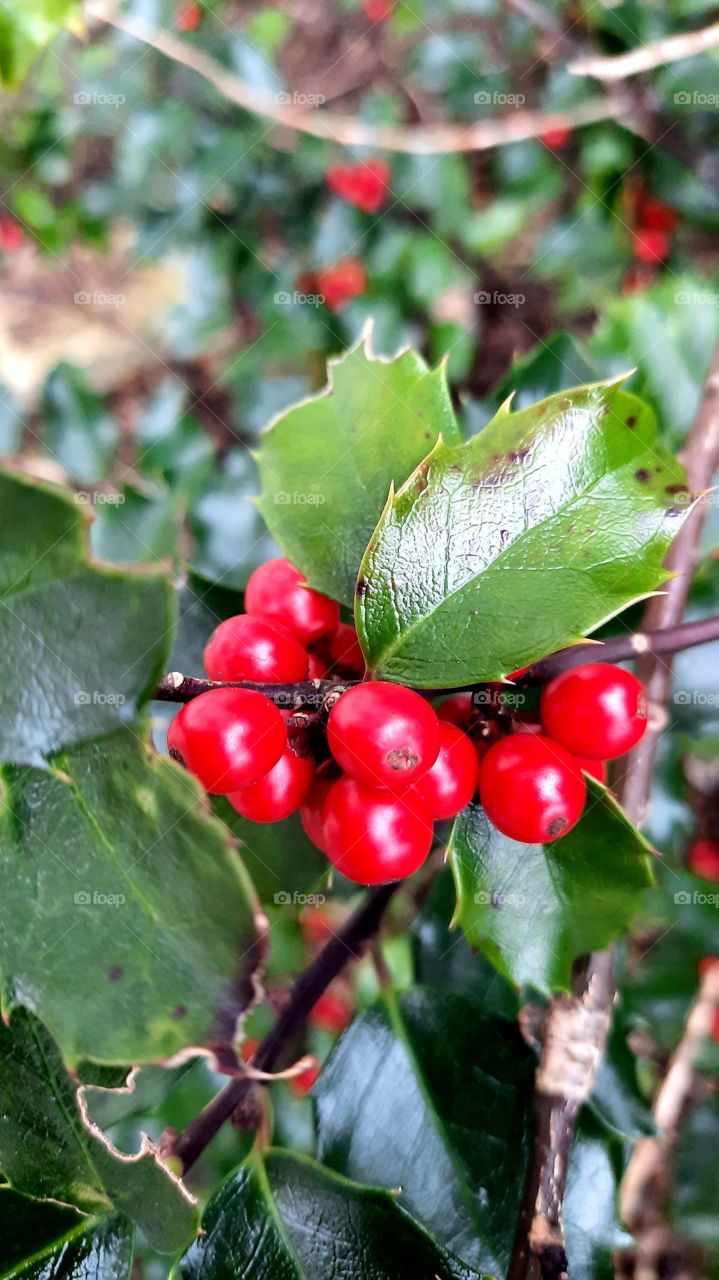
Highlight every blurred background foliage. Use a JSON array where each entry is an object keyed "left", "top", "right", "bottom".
[{"left": 1, "top": 0, "right": 719, "bottom": 1274}]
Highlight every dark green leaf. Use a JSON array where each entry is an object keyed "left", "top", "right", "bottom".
[
  {"left": 256, "top": 335, "right": 461, "bottom": 605},
  {"left": 89, "top": 485, "right": 180, "bottom": 565},
  {"left": 0, "top": 1189, "right": 132, "bottom": 1280},
  {"left": 0, "top": 468, "right": 173, "bottom": 765},
  {"left": 137, "top": 379, "right": 215, "bottom": 503},
  {"left": 0, "top": 730, "right": 261, "bottom": 1065},
  {"left": 448, "top": 782, "right": 654, "bottom": 992},
  {"left": 0, "top": 1008, "right": 197, "bottom": 1252},
  {"left": 357, "top": 380, "right": 687, "bottom": 685},
  {"left": 316, "top": 987, "right": 533, "bottom": 1276},
  {"left": 213, "top": 800, "right": 329, "bottom": 905},
  {"left": 176, "top": 1149, "right": 486, "bottom": 1279},
  {"left": 0, "top": 381, "right": 24, "bottom": 453},
  {"left": 190, "top": 449, "right": 278, "bottom": 592},
  {"left": 589, "top": 1003, "right": 654, "bottom": 1139},
  {"left": 41, "top": 363, "right": 119, "bottom": 485}
]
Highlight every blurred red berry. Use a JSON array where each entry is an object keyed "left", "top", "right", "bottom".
[
  {"left": 0, "top": 216, "right": 24, "bottom": 252},
  {"left": 310, "top": 990, "right": 352, "bottom": 1033},
  {"left": 633, "top": 228, "right": 670, "bottom": 264},
  {"left": 317, "top": 259, "right": 367, "bottom": 310},
  {"left": 540, "top": 126, "right": 572, "bottom": 149},
  {"left": 363, "top": 0, "right": 393, "bottom": 20},
  {"left": 639, "top": 197, "right": 679, "bottom": 233},
  {"left": 289, "top": 1058, "right": 321, "bottom": 1096},
  {"left": 175, "top": 1, "right": 202, "bottom": 31},
  {"left": 688, "top": 839, "right": 719, "bottom": 881},
  {"left": 326, "top": 158, "right": 391, "bottom": 214}
]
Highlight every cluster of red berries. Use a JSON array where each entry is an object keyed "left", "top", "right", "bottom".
[
  {"left": 168, "top": 556, "right": 648, "bottom": 885},
  {"left": 326, "top": 158, "right": 391, "bottom": 214}
]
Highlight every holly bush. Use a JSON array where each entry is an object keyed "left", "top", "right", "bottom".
[{"left": 1, "top": 3, "right": 719, "bottom": 1280}]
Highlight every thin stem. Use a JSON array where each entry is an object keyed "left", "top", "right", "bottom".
[
  {"left": 172, "top": 882, "right": 399, "bottom": 1174},
  {"left": 154, "top": 672, "right": 351, "bottom": 711},
  {"left": 523, "top": 613, "right": 719, "bottom": 684}
]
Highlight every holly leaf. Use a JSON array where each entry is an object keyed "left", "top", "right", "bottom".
[
  {"left": 315, "top": 987, "right": 532, "bottom": 1276},
  {"left": 176, "top": 1149, "right": 486, "bottom": 1279},
  {"left": 213, "top": 799, "right": 329, "bottom": 905},
  {"left": 0, "top": 1189, "right": 132, "bottom": 1280},
  {"left": 357, "top": 380, "right": 688, "bottom": 685},
  {"left": 0, "top": 730, "right": 262, "bottom": 1065},
  {"left": 41, "top": 363, "right": 119, "bottom": 485},
  {"left": 0, "top": 468, "right": 173, "bottom": 765},
  {"left": 447, "top": 780, "right": 654, "bottom": 993},
  {"left": 0, "top": 1008, "right": 198, "bottom": 1253},
  {"left": 255, "top": 333, "right": 461, "bottom": 605}
]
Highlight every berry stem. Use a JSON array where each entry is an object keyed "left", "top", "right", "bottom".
[
  {"left": 171, "top": 882, "right": 399, "bottom": 1174},
  {"left": 155, "top": 672, "right": 350, "bottom": 715}
]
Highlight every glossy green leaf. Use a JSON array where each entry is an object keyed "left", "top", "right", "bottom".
[
  {"left": 0, "top": 1190, "right": 133, "bottom": 1280},
  {"left": 0, "top": 730, "right": 261, "bottom": 1065},
  {"left": 41, "top": 363, "right": 119, "bottom": 485},
  {"left": 316, "top": 987, "right": 533, "bottom": 1276},
  {"left": 0, "top": 468, "right": 173, "bottom": 765},
  {"left": 0, "top": 1008, "right": 197, "bottom": 1252},
  {"left": 256, "top": 334, "right": 461, "bottom": 605},
  {"left": 357, "top": 380, "right": 688, "bottom": 685},
  {"left": 448, "top": 781, "right": 654, "bottom": 992},
  {"left": 175, "top": 1149, "right": 485, "bottom": 1280}
]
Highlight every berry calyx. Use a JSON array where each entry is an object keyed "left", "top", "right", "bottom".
[
  {"left": 479, "top": 734, "right": 586, "bottom": 844},
  {"left": 326, "top": 158, "right": 391, "bottom": 214},
  {"left": 204, "top": 614, "right": 309, "bottom": 684},
  {"left": 323, "top": 776, "right": 433, "bottom": 884},
  {"left": 168, "top": 688, "right": 286, "bottom": 794},
  {"left": 632, "top": 228, "right": 670, "bottom": 264},
  {"left": 316, "top": 258, "right": 367, "bottom": 310},
  {"left": 540, "top": 662, "right": 647, "bottom": 760},
  {"left": 414, "top": 722, "right": 478, "bottom": 820},
  {"left": 245, "top": 558, "right": 340, "bottom": 646},
  {"left": 227, "top": 746, "right": 315, "bottom": 823},
  {"left": 688, "top": 838, "right": 719, "bottom": 881},
  {"left": 327, "top": 681, "right": 440, "bottom": 787}
]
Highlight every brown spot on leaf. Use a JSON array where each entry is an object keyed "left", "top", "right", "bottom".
[
  {"left": 172, "top": 1004, "right": 188, "bottom": 1020},
  {"left": 666, "top": 483, "right": 688, "bottom": 495},
  {"left": 626, "top": 415, "right": 637, "bottom": 427},
  {"left": 355, "top": 578, "right": 369, "bottom": 599},
  {"left": 635, "top": 468, "right": 650, "bottom": 483},
  {"left": 108, "top": 966, "right": 124, "bottom": 982}
]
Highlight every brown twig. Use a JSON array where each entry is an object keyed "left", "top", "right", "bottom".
[
  {"left": 524, "top": 614, "right": 719, "bottom": 684},
  {"left": 172, "top": 882, "right": 399, "bottom": 1174},
  {"left": 620, "top": 963, "right": 719, "bottom": 1280},
  {"left": 85, "top": 2, "right": 629, "bottom": 154},
  {"left": 508, "top": 342, "right": 719, "bottom": 1280},
  {"left": 569, "top": 19, "right": 719, "bottom": 81},
  {"left": 154, "top": 671, "right": 350, "bottom": 714}
]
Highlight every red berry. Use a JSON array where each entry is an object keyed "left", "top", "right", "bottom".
[
  {"left": 698, "top": 956, "right": 719, "bottom": 981},
  {"left": 307, "top": 651, "right": 330, "bottom": 680},
  {"left": 363, "top": 0, "right": 393, "bottom": 20},
  {"left": 300, "top": 775, "right": 333, "bottom": 852},
  {"left": 639, "top": 197, "right": 679, "bottom": 233},
  {"left": 0, "top": 216, "right": 24, "bottom": 252},
  {"left": 540, "top": 663, "right": 647, "bottom": 760},
  {"left": 168, "top": 688, "right": 286, "bottom": 794},
  {"left": 289, "top": 1058, "right": 321, "bottom": 1096},
  {"left": 204, "top": 614, "right": 309, "bottom": 684},
  {"left": 245, "top": 558, "right": 340, "bottom": 646},
  {"left": 326, "top": 158, "right": 391, "bottom": 214},
  {"left": 175, "top": 1, "right": 202, "bottom": 30},
  {"left": 326, "top": 623, "right": 365, "bottom": 677},
  {"left": 241, "top": 1037, "right": 260, "bottom": 1063},
  {"left": 574, "top": 756, "right": 608, "bottom": 785},
  {"left": 436, "top": 693, "right": 473, "bottom": 731},
  {"left": 316, "top": 259, "right": 367, "bottom": 311},
  {"left": 300, "top": 906, "right": 337, "bottom": 945},
  {"left": 632, "top": 228, "right": 670, "bottom": 264},
  {"left": 228, "top": 746, "right": 315, "bottom": 823},
  {"left": 414, "top": 723, "right": 478, "bottom": 820},
  {"left": 323, "top": 776, "right": 433, "bottom": 884},
  {"left": 309, "top": 990, "right": 352, "bottom": 1033},
  {"left": 688, "top": 839, "right": 719, "bottom": 881},
  {"left": 479, "top": 734, "right": 586, "bottom": 844},
  {"left": 540, "top": 126, "right": 572, "bottom": 149},
  {"left": 327, "top": 681, "right": 440, "bottom": 787}
]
